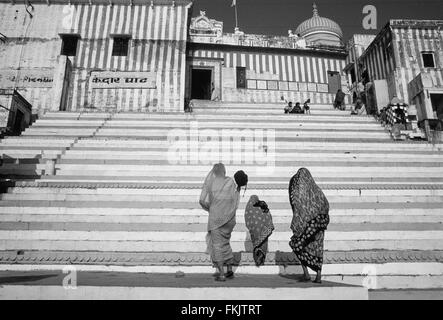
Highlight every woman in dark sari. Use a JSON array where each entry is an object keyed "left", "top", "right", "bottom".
[
  {"left": 288, "top": 168, "right": 329, "bottom": 283},
  {"left": 245, "top": 195, "right": 274, "bottom": 266}
]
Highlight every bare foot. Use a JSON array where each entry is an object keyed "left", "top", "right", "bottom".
[{"left": 313, "top": 276, "right": 322, "bottom": 284}]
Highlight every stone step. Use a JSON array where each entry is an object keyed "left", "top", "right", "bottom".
[
  {"left": 192, "top": 102, "right": 330, "bottom": 109},
  {"left": 38, "top": 174, "right": 443, "bottom": 182},
  {"left": 1, "top": 200, "right": 440, "bottom": 210},
  {"left": 9, "top": 186, "right": 443, "bottom": 196},
  {"left": 0, "top": 207, "right": 441, "bottom": 218},
  {"left": 51, "top": 124, "right": 386, "bottom": 133},
  {"left": 1, "top": 220, "right": 441, "bottom": 232},
  {"left": 15, "top": 135, "right": 395, "bottom": 143},
  {"left": 0, "top": 139, "right": 74, "bottom": 146},
  {"left": 9, "top": 163, "right": 443, "bottom": 176},
  {"left": 34, "top": 118, "right": 381, "bottom": 127},
  {"left": 71, "top": 138, "right": 441, "bottom": 150},
  {"left": 48, "top": 164, "right": 443, "bottom": 173},
  {"left": 66, "top": 145, "right": 443, "bottom": 155},
  {"left": 32, "top": 120, "right": 104, "bottom": 126},
  {"left": 192, "top": 108, "right": 352, "bottom": 115},
  {"left": 91, "top": 128, "right": 389, "bottom": 137},
  {"left": 41, "top": 112, "right": 111, "bottom": 119},
  {"left": 1, "top": 230, "right": 442, "bottom": 251},
  {"left": 54, "top": 158, "right": 443, "bottom": 167},
  {"left": 60, "top": 151, "right": 443, "bottom": 163},
  {"left": 1, "top": 214, "right": 442, "bottom": 225},
  {"left": 22, "top": 129, "right": 97, "bottom": 136},
  {"left": 1, "top": 212, "right": 442, "bottom": 224},
  {"left": 0, "top": 271, "right": 369, "bottom": 300},
  {"left": 50, "top": 168, "right": 443, "bottom": 179},
  {"left": 41, "top": 115, "right": 375, "bottom": 124},
  {"left": 3, "top": 193, "right": 443, "bottom": 204},
  {"left": 102, "top": 121, "right": 381, "bottom": 129}
]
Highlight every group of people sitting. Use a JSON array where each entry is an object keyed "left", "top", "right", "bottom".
[
  {"left": 284, "top": 99, "right": 311, "bottom": 114},
  {"left": 199, "top": 164, "right": 329, "bottom": 284},
  {"left": 334, "top": 88, "right": 368, "bottom": 116}
]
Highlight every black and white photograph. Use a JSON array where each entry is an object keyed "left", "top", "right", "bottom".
[{"left": 0, "top": 0, "right": 442, "bottom": 304}]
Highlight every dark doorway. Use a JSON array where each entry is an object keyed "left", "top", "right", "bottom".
[
  {"left": 328, "top": 71, "right": 341, "bottom": 94},
  {"left": 431, "top": 93, "right": 443, "bottom": 120},
  {"left": 236, "top": 66, "right": 246, "bottom": 89},
  {"left": 13, "top": 109, "right": 24, "bottom": 134},
  {"left": 191, "top": 69, "right": 212, "bottom": 100}
]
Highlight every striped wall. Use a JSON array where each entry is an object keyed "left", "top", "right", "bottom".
[
  {"left": 188, "top": 46, "right": 350, "bottom": 104},
  {"left": 359, "top": 27, "right": 396, "bottom": 83},
  {"left": 66, "top": 3, "right": 189, "bottom": 112},
  {"left": 358, "top": 22, "right": 443, "bottom": 103},
  {"left": 346, "top": 35, "right": 376, "bottom": 64},
  {"left": 0, "top": 2, "right": 190, "bottom": 113}
]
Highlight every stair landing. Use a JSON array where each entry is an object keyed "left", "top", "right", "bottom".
[{"left": 0, "top": 271, "right": 368, "bottom": 300}]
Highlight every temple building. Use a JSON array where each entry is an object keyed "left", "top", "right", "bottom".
[
  {"left": 187, "top": 6, "right": 348, "bottom": 105},
  {"left": 295, "top": 3, "right": 343, "bottom": 47},
  {"left": 0, "top": 0, "right": 350, "bottom": 115}
]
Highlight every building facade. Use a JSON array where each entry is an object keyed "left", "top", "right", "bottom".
[
  {"left": 186, "top": 10, "right": 349, "bottom": 105},
  {"left": 0, "top": 1, "right": 371, "bottom": 114},
  {"left": 0, "top": 0, "right": 191, "bottom": 114},
  {"left": 352, "top": 20, "right": 443, "bottom": 119}
]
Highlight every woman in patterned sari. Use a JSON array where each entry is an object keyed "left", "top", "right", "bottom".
[
  {"left": 288, "top": 168, "right": 329, "bottom": 283},
  {"left": 245, "top": 195, "right": 274, "bottom": 267},
  {"left": 199, "top": 164, "right": 248, "bottom": 281}
]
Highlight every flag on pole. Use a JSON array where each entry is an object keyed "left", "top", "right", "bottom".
[{"left": 231, "top": 0, "right": 236, "bottom": 7}]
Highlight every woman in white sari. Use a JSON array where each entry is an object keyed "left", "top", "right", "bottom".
[{"left": 199, "top": 164, "right": 248, "bottom": 281}]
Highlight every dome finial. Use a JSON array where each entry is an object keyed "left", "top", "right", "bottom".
[{"left": 313, "top": 3, "right": 319, "bottom": 17}]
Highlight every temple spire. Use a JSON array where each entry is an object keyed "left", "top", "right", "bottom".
[{"left": 313, "top": 3, "right": 319, "bottom": 17}]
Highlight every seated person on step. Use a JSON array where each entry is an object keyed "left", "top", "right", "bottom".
[
  {"left": 350, "top": 98, "right": 366, "bottom": 115},
  {"left": 284, "top": 101, "right": 293, "bottom": 114},
  {"left": 303, "top": 99, "right": 311, "bottom": 114},
  {"left": 290, "top": 102, "right": 304, "bottom": 114}
]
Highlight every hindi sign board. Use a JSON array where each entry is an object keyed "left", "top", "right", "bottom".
[
  {"left": 90, "top": 72, "right": 157, "bottom": 89},
  {"left": 0, "top": 70, "right": 54, "bottom": 88}
]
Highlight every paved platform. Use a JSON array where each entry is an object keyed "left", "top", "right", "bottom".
[
  {"left": 369, "top": 289, "right": 443, "bottom": 300},
  {"left": 0, "top": 271, "right": 368, "bottom": 300}
]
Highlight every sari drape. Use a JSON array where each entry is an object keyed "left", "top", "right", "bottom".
[
  {"left": 200, "top": 168, "right": 240, "bottom": 265},
  {"left": 245, "top": 195, "right": 274, "bottom": 266},
  {"left": 288, "top": 168, "right": 330, "bottom": 272}
]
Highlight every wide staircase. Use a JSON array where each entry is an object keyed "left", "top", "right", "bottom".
[{"left": 1, "top": 101, "right": 443, "bottom": 299}]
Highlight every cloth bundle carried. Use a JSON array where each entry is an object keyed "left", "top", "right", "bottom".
[{"left": 244, "top": 195, "right": 275, "bottom": 266}]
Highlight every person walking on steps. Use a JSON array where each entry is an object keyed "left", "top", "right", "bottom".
[
  {"left": 199, "top": 164, "right": 248, "bottom": 281},
  {"left": 288, "top": 168, "right": 330, "bottom": 283}
]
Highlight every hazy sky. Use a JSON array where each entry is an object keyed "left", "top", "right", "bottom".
[{"left": 191, "top": 0, "right": 443, "bottom": 41}]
